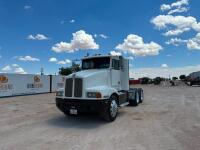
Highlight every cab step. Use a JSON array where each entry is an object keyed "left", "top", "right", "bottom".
[{"left": 119, "top": 102, "right": 129, "bottom": 107}]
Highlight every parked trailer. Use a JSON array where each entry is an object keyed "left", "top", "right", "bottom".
[
  {"left": 0, "top": 74, "right": 65, "bottom": 97},
  {"left": 129, "top": 79, "right": 140, "bottom": 85},
  {"left": 55, "top": 55, "right": 144, "bottom": 122}
]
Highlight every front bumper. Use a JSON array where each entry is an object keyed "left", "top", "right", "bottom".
[{"left": 56, "top": 98, "right": 109, "bottom": 114}]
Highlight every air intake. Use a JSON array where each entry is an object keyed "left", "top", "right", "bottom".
[
  {"left": 74, "top": 78, "right": 83, "bottom": 97},
  {"left": 65, "top": 78, "right": 82, "bottom": 97},
  {"left": 65, "top": 78, "right": 73, "bottom": 97}
]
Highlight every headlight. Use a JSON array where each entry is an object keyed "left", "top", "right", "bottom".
[
  {"left": 87, "top": 92, "right": 101, "bottom": 98},
  {"left": 56, "top": 91, "right": 64, "bottom": 97}
]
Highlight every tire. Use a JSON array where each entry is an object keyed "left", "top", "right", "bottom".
[
  {"left": 138, "top": 89, "right": 144, "bottom": 103},
  {"left": 129, "top": 90, "right": 139, "bottom": 106},
  {"left": 103, "top": 95, "right": 118, "bottom": 122}
]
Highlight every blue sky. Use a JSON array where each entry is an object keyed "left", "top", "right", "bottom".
[{"left": 0, "top": 0, "right": 200, "bottom": 78}]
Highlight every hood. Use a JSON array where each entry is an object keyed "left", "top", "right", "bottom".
[{"left": 67, "top": 69, "right": 110, "bottom": 88}]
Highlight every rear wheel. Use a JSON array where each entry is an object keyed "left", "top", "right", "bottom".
[
  {"left": 129, "top": 90, "right": 139, "bottom": 106},
  {"left": 136, "top": 92, "right": 140, "bottom": 105},
  {"left": 103, "top": 95, "right": 118, "bottom": 122},
  {"left": 138, "top": 89, "right": 144, "bottom": 103}
]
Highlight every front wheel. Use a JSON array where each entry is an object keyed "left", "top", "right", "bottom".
[{"left": 103, "top": 95, "right": 118, "bottom": 122}]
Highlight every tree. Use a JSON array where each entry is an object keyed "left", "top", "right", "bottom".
[
  {"left": 59, "top": 67, "right": 72, "bottom": 76},
  {"left": 140, "top": 77, "right": 150, "bottom": 84},
  {"left": 179, "top": 74, "right": 186, "bottom": 80},
  {"left": 153, "top": 77, "right": 161, "bottom": 85},
  {"left": 59, "top": 64, "right": 81, "bottom": 76},
  {"left": 172, "top": 77, "right": 178, "bottom": 81}
]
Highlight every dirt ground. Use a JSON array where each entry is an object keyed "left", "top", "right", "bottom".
[{"left": 0, "top": 85, "right": 200, "bottom": 150}]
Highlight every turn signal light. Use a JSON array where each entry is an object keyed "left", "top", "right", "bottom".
[
  {"left": 87, "top": 92, "right": 102, "bottom": 98},
  {"left": 56, "top": 91, "right": 64, "bottom": 97},
  {"left": 95, "top": 92, "right": 101, "bottom": 98}
]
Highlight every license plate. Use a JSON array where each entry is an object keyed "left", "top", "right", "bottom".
[{"left": 70, "top": 109, "right": 77, "bottom": 115}]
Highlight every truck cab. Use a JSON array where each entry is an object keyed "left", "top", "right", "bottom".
[{"left": 56, "top": 55, "right": 143, "bottom": 121}]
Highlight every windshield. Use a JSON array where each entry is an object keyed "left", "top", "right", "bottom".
[{"left": 82, "top": 57, "right": 110, "bottom": 70}]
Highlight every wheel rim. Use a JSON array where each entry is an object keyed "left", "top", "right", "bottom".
[
  {"left": 141, "top": 92, "right": 143, "bottom": 100},
  {"left": 110, "top": 100, "right": 118, "bottom": 117},
  {"left": 136, "top": 93, "right": 139, "bottom": 103}
]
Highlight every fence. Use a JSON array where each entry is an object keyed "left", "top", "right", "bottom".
[{"left": 0, "top": 74, "right": 65, "bottom": 97}]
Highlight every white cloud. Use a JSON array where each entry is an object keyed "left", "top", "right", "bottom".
[
  {"left": 165, "top": 33, "right": 200, "bottom": 50},
  {"left": 166, "top": 38, "right": 188, "bottom": 46},
  {"left": 187, "top": 33, "right": 200, "bottom": 50},
  {"left": 125, "top": 56, "right": 134, "bottom": 60},
  {"left": 27, "top": 34, "right": 49, "bottom": 40},
  {"left": 161, "top": 64, "right": 169, "bottom": 68},
  {"left": 70, "top": 19, "right": 75, "bottom": 23},
  {"left": 1, "top": 64, "right": 27, "bottom": 74},
  {"left": 65, "top": 59, "right": 71, "bottom": 63},
  {"left": 110, "top": 51, "right": 134, "bottom": 60},
  {"left": 99, "top": 34, "right": 108, "bottom": 39},
  {"left": 163, "top": 28, "right": 190, "bottom": 36},
  {"left": 160, "top": 0, "right": 189, "bottom": 15},
  {"left": 49, "top": 57, "right": 58, "bottom": 62},
  {"left": 24, "top": 5, "right": 32, "bottom": 10},
  {"left": 160, "top": 4, "right": 171, "bottom": 11},
  {"left": 171, "top": 0, "right": 189, "bottom": 8},
  {"left": 2, "top": 65, "right": 12, "bottom": 71},
  {"left": 93, "top": 34, "right": 109, "bottom": 39},
  {"left": 94, "top": 34, "right": 97, "bottom": 38},
  {"left": 168, "top": 7, "right": 188, "bottom": 15},
  {"left": 57, "top": 61, "right": 67, "bottom": 65},
  {"left": 49, "top": 57, "right": 71, "bottom": 65},
  {"left": 12, "top": 64, "right": 19, "bottom": 67},
  {"left": 52, "top": 30, "right": 99, "bottom": 53},
  {"left": 110, "top": 51, "right": 122, "bottom": 56},
  {"left": 151, "top": 15, "right": 200, "bottom": 37},
  {"left": 14, "top": 67, "right": 27, "bottom": 74},
  {"left": 116, "top": 34, "right": 162, "bottom": 56},
  {"left": 16, "top": 56, "right": 40, "bottom": 62},
  {"left": 130, "top": 64, "right": 200, "bottom": 79},
  {"left": 60, "top": 19, "right": 75, "bottom": 24},
  {"left": 57, "top": 59, "right": 71, "bottom": 65}
]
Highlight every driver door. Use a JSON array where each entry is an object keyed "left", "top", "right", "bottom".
[{"left": 111, "top": 59, "right": 121, "bottom": 91}]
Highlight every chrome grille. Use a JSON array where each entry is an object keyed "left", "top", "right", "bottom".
[{"left": 65, "top": 78, "right": 82, "bottom": 97}]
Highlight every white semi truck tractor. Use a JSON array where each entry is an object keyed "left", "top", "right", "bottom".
[{"left": 55, "top": 55, "right": 144, "bottom": 122}]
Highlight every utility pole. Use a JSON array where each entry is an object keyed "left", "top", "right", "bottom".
[{"left": 41, "top": 67, "right": 44, "bottom": 75}]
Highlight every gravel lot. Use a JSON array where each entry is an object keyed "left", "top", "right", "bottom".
[{"left": 0, "top": 85, "right": 200, "bottom": 150}]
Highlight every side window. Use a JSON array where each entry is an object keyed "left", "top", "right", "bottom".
[{"left": 112, "top": 59, "right": 120, "bottom": 70}]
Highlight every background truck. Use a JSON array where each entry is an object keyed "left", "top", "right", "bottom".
[
  {"left": 186, "top": 71, "right": 200, "bottom": 86},
  {"left": 55, "top": 55, "right": 144, "bottom": 121}
]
